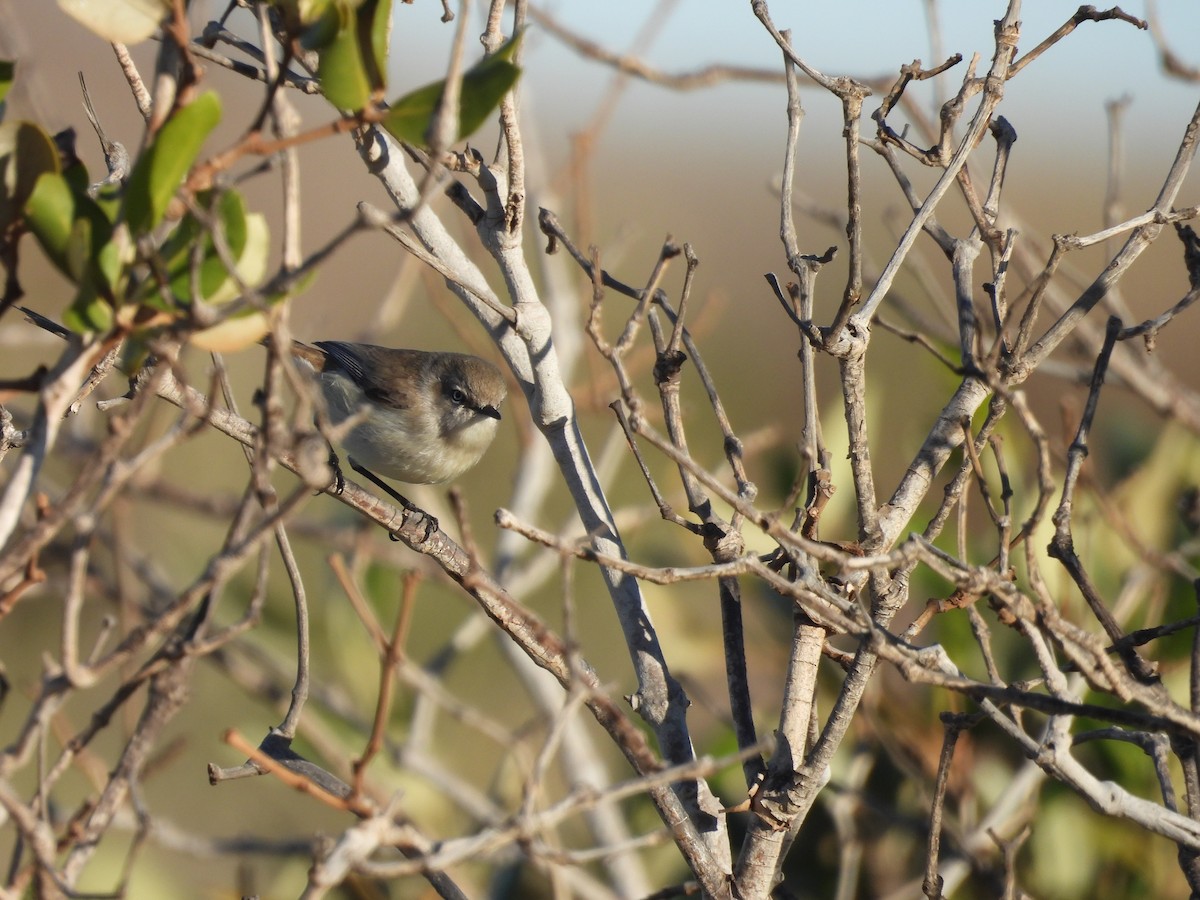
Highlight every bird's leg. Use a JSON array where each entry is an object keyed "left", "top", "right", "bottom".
[
  {"left": 327, "top": 446, "right": 346, "bottom": 495},
  {"left": 347, "top": 458, "right": 438, "bottom": 540}
]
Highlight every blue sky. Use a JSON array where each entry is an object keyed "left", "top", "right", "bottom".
[
  {"left": 391, "top": 2, "right": 1200, "bottom": 122},
  {"left": 381, "top": 1, "right": 1200, "bottom": 203}
]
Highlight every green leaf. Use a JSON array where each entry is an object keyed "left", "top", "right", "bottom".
[
  {"left": 95, "top": 233, "right": 125, "bottom": 295},
  {"left": 315, "top": 3, "right": 371, "bottom": 111},
  {"left": 188, "top": 207, "right": 279, "bottom": 351},
  {"left": 164, "top": 190, "right": 271, "bottom": 307},
  {"left": 65, "top": 215, "right": 94, "bottom": 284},
  {"left": 24, "top": 171, "right": 114, "bottom": 283},
  {"left": 58, "top": 0, "right": 169, "bottom": 45},
  {"left": 62, "top": 156, "right": 93, "bottom": 198},
  {"left": 218, "top": 210, "right": 269, "bottom": 300},
  {"left": 63, "top": 281, "right": 114, "bottom": 333},
  {"left": 0, "top": 119, "right": 60, "bottom": 230},
  {"left": 23, "top": 172, "right": 75, "bottom": 274},
  {"left": 157, "top": 190, "right": 248, "bottom": 304},
  {"left": 25, "top": 170, "right": 124, "bottom": 335},
  {"left": 306, "top": 0, "right": 388, "bottom": 100},
  {"left": 381, "top": 32, "right": 521, "bottom": 146},
  {"left": 295, "top": 0, "right": 339, "bottom": 48},
  {"left": 124, "top": 91, "right": 221, "bottom": 235},
  {"left": 365, "top": 0, "right": 391, "bottom": 95}
]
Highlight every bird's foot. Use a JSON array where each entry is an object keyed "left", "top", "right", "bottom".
[
  {"left": 348, "top": 458, "right": 438, "bottom": 541},
  {"left": 389, "top": 506, "right": 438, "bottom": 543},
  {"left": 327, "top": 448, "right": 346, "bottom": 496}
]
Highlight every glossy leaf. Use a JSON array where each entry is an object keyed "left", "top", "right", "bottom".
[
  {"left": 62, "top": 155, "right": 93, "bottom": 199},
  {"left": 188, "top": 202, "right": 269, "bottom": 306},
  {"left": 309, "top": 0, "right": 389, "bottom": 104},
  {"left": 365, "top": 0, "right": 391, "bottom": 95},
  {"left": 189, "top": 209, "right": 280, "bottom": 350},
  {"left": 23, "top": 173, "right": 74, "bottom": 272},
  {"left": 144, "top": 186, "right": 274, "bottom": 348},
  {"left": 157, "top": 190, "right": 251, "bottom": 304},
  {"left": 382, "top": 33, "right": 521, "bottom": 146},
  {"left": 63, "top": 281, "right": 114, "bottom": 333},
  {"left": 60, "top": 218, "right": 117, "bottom": 332},
  {"left": 188, "top": 310, "right": 270, "bottom": 352},
  {"left": 58, "top": 0, "right": 169, "bottom": 45},
  {"left": 0, "top": 119, "right": 60, "bottom": 230},
  {"left": 315, "top": 3, "right": 370, "bottom": 111},
  {"left": 94, "top": 231, "right": 126, "bottom": 296},
  {"left": 23, "top": 171, "right": 114, "bottom": 283},
  {"left": 65, "top": 215, "right": 94, "bottom": 284},
  {"left": 25, "top": 170, "right": 122, "bottom": 334},
  {"left": 124, "top": 91, "right": 221, "bottom": 235},
  {"left": 208, "top": 209, "right": 270, "bottom": 306},
  {"left": 298, "top": 2, "right": 340, "bottom": 51}
]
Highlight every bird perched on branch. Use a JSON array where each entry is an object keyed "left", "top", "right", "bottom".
[{"left": 286, "top": 339, "right": 508, "bottom": 533}]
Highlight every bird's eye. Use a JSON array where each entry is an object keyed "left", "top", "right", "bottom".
[{"left": 449, "top": 389, "right": 467, "bottom": 405}]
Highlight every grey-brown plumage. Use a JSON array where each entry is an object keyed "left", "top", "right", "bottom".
[{"left": 291, "top": 340, "right": 507, "bottom": 485}]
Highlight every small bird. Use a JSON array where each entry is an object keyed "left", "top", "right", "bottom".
[{"left": 287, "top": 340, "right": 508, "bottom": 529}]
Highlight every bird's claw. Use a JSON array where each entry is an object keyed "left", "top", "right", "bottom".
[
  {"left": 328, "top": 450, "right": 346, "bottom": 495},
  {"left": 389, "top": 508, "right": 438, "bottom": 542},
  {"left": 420, "top": 511, "right": 439, "bottom": 541}
]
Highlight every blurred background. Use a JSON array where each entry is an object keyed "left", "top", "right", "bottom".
[
  {"left": 2, "top": 1, "right": 1200, "bottom": 896},
  {"left": 5, "top": 1, "right": 1199, "bottom": 490},
  {"left": 4, "top": 1, "right": 1200, "bottom": 425}
]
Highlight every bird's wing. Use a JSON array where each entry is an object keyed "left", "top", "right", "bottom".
[{"left": 314, "top": 341, "right": 421, "bottom": 410}]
